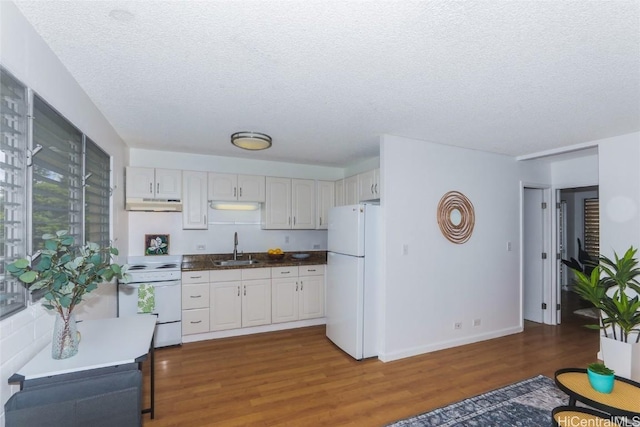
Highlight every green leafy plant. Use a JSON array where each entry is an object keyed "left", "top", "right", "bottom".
[
  {"left": 7, "top": 231, "right": 128, "bottom": 316},
  {"left": 587, "top": 362, "right": 614, "bottom": 376},
  {"left": 570, "top": 247, "right": 640, "bottom": 343}
]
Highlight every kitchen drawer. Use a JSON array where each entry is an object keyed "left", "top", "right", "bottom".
[
  {"left": 182, "top": 308, "right": 210, "bottom": 335},
  {"left": 299, "top": 265, "right": 324, "bottom": 276},
  {"left": 182, "top": 283, "right": 210, "bottom": 309},
  {"left": 182, "top": 271, "right": 209, "bottom": 284},
  {"left": 271, "top": 266, "right": 299, "bottom": 278},
  {"left": 241, "top": 267, "right": 271, "bottom": 280},
  {"left": 210, "top": 269, "right": 242, "bottom": 282}
]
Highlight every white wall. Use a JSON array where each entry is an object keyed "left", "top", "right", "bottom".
[
  {"left": 378, "top": 135, "right": 522, "bottom": 361},
  {"left": 598, "top": 132, "right": 640, "bottom": 257},
  {"left": 0, "top": 3, "right": 128, "bottom": 422},
  {"left": 126, "top": 148, "right": 343, "bottom": 255}
]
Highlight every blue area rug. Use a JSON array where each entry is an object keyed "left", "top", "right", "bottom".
[{"left": 387, "top": 375, "right": 568, "bottom": 426}]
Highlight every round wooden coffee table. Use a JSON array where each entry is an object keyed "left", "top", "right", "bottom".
[{"left": 554, "top": 368, "right": 640, "bottom": 418}]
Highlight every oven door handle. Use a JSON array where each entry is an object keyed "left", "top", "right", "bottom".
[{"left": 120, "top": 281, "right": 181, "bottom": 289}]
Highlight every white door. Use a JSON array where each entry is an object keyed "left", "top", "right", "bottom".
[
  {"left": 208, "top": 173, "right": 238, "bottom": 201},
  {"left": 182, "top": 170, "right": 208, "bottom": 229},
  {"left": 155, "top": 168, "right": 182, "bottom": 199},
  {"left": 264, "top": 177, "right": 291, "bottom": 229},
  {"left": 238, "top": 174, "right": 265, "bottom": 202},
  {"left": 326, "top": 252, "right": 364, "bottom": 359},
  {"left": 524, "top": 188, "right": 545, "bottom": 323},
  {"left": 272, "top": 277, "right": 299, "bottom": 323},
  {"left": 316, "top": 180, "right": 335, "bottom": 230},
  {"left": 292, "top": 179, "right": 315, "bottom": 229},
  {"left": 328, "top": 205, "right": 364, "bottom": 256},
  {"left": 126, "top": 167, "right": 155, "bottom": 198},
  {"left": 242, "top": 279, "right": 271, "bottom": 327},
  {"left": 299, "top": 274, "right": 324, "bottom": 319},
  {"left": 210, "top": 281, "right": 242, "bottom": 331}
]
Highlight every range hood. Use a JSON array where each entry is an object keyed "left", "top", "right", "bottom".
[{"left": 125, "top": 198, "right": 182, "bottom": 212}]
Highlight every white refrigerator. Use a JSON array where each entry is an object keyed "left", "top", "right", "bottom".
[{"left": 326, "top": 203, "right": 381, "bottom": 360}]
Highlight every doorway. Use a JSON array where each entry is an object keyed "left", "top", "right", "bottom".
[
  {"left": 523, "top": 187, "right": 548, "bottom": 324},
  {"left": 556, "top": 186, "right": 599, "bottom": 324}
]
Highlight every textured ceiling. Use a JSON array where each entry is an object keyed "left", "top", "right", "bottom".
[{"left": 13, "top": 1, "right": 640, "bottom": 167}]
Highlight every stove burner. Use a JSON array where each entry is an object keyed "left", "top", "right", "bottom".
[{"left": 157, "top": 264, "right": 178, "bottom": 269}]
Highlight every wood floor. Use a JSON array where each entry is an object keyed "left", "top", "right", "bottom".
[{"left": 143, "top": 312, "right": 599, "bottom": 427}]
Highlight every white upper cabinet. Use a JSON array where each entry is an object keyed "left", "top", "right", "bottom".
[
  {"left": 316, "top": 180, "right": 335, "bottom": 229},
  {"left": 126, "top": 167, "right": 182, "bottom": 199},
  {"left": 358, "top": 168, "right": 380, "bottom": 202},
  {"left": 182, "top": 170, "right": 208, "bottom": 229},
  {"left": 344, "top": 175, "right": 359, "bottom": 205},
  {"left": 334, "top": 179, "right": 345, "bottom": 207},
  {"left": 208, "top": 173, "right": 265, "bottom": 202},
  {"left": 263, "top": 177, "right": 315, "bottom": 229},
  {"left": 291, "top": 179, "right": 316, "bottom": 229}
]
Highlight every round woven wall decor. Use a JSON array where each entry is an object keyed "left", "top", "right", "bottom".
[{"left": 437, "top": 191, "right": 475, "bottom": 244}]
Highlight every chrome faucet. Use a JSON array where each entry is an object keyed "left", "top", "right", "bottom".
[{"left": 233, "top": 232, "right": 239, "bottom": 260}]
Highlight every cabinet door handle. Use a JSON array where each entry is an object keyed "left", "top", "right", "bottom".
[
  {"left": 149, "top": 183, "right": 153, "bottom": 194},
  {"left": 300, "top": 281, "right": 303, "bottom": 291},
  {"left": 237, "top": 286, "right": 240, "bottom": 296},
  {"left": 190, "top": 295, "right": 201, "bottom": 298},
  {"left": 244, "top": 285, "right": 246, "bottom": 296},
  {"left": 239, "top": 187, "right": 242, "bottom": 198},
  {"left": 319, "top": 217, "right": 322, "bottom": 226},
  {"left": 375, "top": 183, "right": 378, "bottom": 194},
  {"left": 190, "top": 320, "right": 202, "bottom": 324},
  {"left": 281, "top": 271, "right": 290, "bottom": 275},
  {"left": 371, "top": 184, "right": 374, "bottom": 194},
  {"left": 157, "top": 183, "right": 160, "bottom": 193},
  {"left": 308, "top": 269, "right": 316, "bottom": 272},
  {"left": 190, "top": 275, "right": 202, "bottom": 279},
  {"left": 234, "top": 187, "right": 237, "bottom": 197},
  {"left": 293, "top": 217, "right": 296, "bottom": 226}
]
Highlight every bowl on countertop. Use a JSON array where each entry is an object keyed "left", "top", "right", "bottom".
[
  {"left": 292, "top": 253, "right": 310, "bottom": 259},
  {"left": 267, "top": 253, "right": 285, "bottom": 260}
]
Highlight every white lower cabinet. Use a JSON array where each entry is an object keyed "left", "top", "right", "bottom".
[
  {"left": 183, "top": 264, "right": 324, "bottom": 337},
  {"left": 182, "top": 272, "right": 211, "bottom": 335},
  {"left": 272, "top": 265, "right": 324, "bottom": 323}
]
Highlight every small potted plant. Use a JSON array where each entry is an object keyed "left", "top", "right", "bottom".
[
  {"left": 7, "top": 231, "right": 127, "bottom": 359},
  {"left": 587, "top": 362, "right": 615, "bottom": 394}
]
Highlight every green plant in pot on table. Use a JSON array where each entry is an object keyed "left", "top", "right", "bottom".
[
  {"left": 7, "top": 231, "right": 127, "bottom": 359},
  {"left": 587, "top": 362, "right": 615, "bottom": 394},
  {"left": 570, "top": 247, "right": 640, "bottom": 380}
]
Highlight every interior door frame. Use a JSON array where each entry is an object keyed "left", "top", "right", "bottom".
[{"left": 520, "top": 182, "right": 554, "bottom": 325}]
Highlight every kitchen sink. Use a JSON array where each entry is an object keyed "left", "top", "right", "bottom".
[{"left": 213, "top": 259, "right": 261, "bottom": 267}]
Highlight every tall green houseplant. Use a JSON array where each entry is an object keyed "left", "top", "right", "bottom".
[
  {"left": 570, "top": 246, "right": 640, "bottom": 343},
  {"left": 7, "top": 231, "right": 127, "bottom": 359}
]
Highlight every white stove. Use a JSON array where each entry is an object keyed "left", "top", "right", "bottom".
[{"left": 118, "top": 255, "right": 183, "bottom": 348}]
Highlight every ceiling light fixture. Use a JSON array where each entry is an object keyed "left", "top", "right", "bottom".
[{"left": 231, "top": 132, "right": 272, "bottom": 151}]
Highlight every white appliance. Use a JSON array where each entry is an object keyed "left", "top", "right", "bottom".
[
  {"left": 326, "top": 203, "right": 381, "bottom": 360},
  {"left": 118, "top": 255, "right": 183, "bottom": 348}
]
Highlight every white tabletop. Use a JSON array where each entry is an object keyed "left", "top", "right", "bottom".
[{"left": 16, "top": 315, "right": 157, "bottom": 380}]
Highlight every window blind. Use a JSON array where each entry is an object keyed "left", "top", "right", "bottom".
[
  {"left": 84, "top": 137, "right": 110, "bottom": 249},
  {"left": 0, "top": 69, "right": 28, "bottom": 319},
  {"left": 584, "top": 198, "right": 599, "bottom": 259},
  {"left": 31, "top": 96, "right": 83, "bottom": 250}
]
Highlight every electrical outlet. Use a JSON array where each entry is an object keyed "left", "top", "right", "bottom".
[
  {"left": 473, "top": 318, "right": 481, "bottom": 327},
  {"left": 454, "top": 322, "right": 462, "bottom": 330},
  {"left": 313, "top": 244, "right": 320, "bottom": 249},
  {"left": 284, "top": 236, "right": 290, "bottom": 244},
  {"left": 196, "top": 244, "right": 206, "bottom": 251},
  {"left": 402, "top": 244, "right": 409, "bottom": 256}
]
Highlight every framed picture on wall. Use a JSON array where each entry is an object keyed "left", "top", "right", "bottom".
[{"left": 145, "top": 234, "right": 169, "bottom": 255}]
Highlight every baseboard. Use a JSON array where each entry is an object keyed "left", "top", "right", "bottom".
[{"left": 378, "top": 326, "right": 524, "bottom": 363}]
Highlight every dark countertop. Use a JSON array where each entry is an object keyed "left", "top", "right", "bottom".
[{"left": 181, "top": 251, "right": 327, "bottom": 271}]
